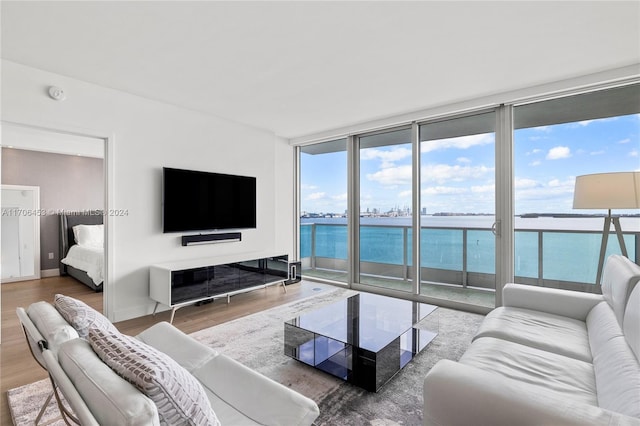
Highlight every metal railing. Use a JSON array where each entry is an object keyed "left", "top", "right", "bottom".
[{"left": 301, "top": 223, "right": 639, "bottom": 293}]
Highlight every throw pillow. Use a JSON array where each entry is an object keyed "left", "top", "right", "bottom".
[
  {"left": 73, "top": 224, "right": 104, "bottom": 248},
  {"left": 88, "top": 328, "right": 220, "bottom": 426},
  {"left": 54, "top": 294, "right": 118, "bottom": 339}
]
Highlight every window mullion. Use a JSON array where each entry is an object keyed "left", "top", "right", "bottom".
[
  {"left": 495, "top": 105, "right": 515, "bottom": 307},
  {"left": 411, "top": 122, "right": 420, "bottom": 294}
]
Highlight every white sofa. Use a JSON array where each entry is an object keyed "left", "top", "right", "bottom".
[
  {"left": 17, "top": 298, "right": 320, "bottom": 425},
  {"left": 424, "top": 254, "right": 640, "bottom": 426}
]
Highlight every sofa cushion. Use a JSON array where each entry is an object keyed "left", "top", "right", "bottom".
[
  {"left": 54, "top": 294, "right": 118, "bottom": 339},
  {"left": 57, "top": 338, "right": 160, "bottom": 426},
  {"left": 461, "top": 337, "right": 598, "bottom": 406},
  {"left": 27, "top": 301, "right": 79, "bottom": 357},
  {"left": 193, "top": 354, "right": 320, "bottom": 426},
  {"left": 89, "top": 328, "right": 220, "bottom": 426},
  {"left": 600, "top": 254, "right": 640, "bottom": 326},
  {"left": 473, "top": 306, "right": 592, "bottom": 362},
  {"left": 623, "top": 283, "right": 640, "bottom": 360},
  {"left": 205, "top": 391, "right": 261, "bottom": 426},
  {"left": 136, "top": 321, "right": 218, "bottom": 373},
  {"left": 587, "top": 301, "right": 640, "bottom": 418}
]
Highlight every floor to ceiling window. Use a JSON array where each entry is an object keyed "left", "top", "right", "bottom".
[
  {"left": 419, "top": 112, "right": 496, "bottom": 308},
  {"left": 297, "top": 82, "right": 639, "bottom": 310},
  {"left": 299, "top": 139, "right": 348, "bottom": 284},
  {"left": 357, "top": 127, "right": 413, "bottom": 292},
  {"left": 513, "top": 84, "right": 640, "bottom": 291}
]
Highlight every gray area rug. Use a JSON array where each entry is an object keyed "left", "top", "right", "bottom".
[
  {"left": 7, "top": 287, "right": 484, "bottom": 425},
  {"left": 190, "top": 287, "right": 484, "bottom": 425},
  {"left": 7, "top": 379, "right": 66, "bottom": 426}
]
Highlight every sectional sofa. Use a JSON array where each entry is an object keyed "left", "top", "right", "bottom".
[{"left": 424, "top": 254, "right": 640, "bottom": 425}]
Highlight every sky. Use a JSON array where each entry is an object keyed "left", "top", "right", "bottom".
[{"left": 301, "top": 113, "right": 640, "bottom": 216}]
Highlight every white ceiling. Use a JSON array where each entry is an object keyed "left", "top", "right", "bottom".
[{"left": 2, "top": 1, "right": 639, "bottom": 140}]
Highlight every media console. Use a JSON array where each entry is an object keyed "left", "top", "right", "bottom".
[{"left": 150, "top": 254, "right": 290, "bottom": 323}]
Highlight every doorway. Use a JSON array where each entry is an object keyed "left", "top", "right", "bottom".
[{"left": 1, "top": 122, "right": 109, "bottom": 314}]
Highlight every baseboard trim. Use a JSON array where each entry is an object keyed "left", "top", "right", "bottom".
[{"left": 41, "top": 269, "right": 60, "bottom": 278}]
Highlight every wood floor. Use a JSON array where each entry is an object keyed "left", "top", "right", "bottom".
[{"left": 1, "top": 275, "right": 320, "bottom": 425}]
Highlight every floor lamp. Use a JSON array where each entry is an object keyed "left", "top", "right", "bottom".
[{"left": 573, "top": 171, "right": 640, "bottom": 285}]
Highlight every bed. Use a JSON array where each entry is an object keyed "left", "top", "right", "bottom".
[{"left": 59, "top": 211, "right": 104, "bottom": 291}]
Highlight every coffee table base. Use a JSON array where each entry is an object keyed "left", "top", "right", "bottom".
[{"left": 284, "top": 296, "right": 438, "bottom": 392}]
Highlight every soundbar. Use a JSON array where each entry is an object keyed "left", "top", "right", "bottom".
[{"left": 182, "top": 232, "right": 242, "bottom": 246}]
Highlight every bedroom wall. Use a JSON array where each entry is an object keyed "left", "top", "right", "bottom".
[
  {"left": 1, "top": 60, "right": 295, "bottom": 322},
  {"left": 1, "top": 148, "right": 104, "bottom": 272}
]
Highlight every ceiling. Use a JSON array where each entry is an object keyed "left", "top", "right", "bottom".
[{"left": 2, "top": 1, "right": 639, "bottom": 140}]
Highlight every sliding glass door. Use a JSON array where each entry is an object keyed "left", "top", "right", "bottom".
[
  {"left": 419, "top": 112, "right": 496, "bottom": 308},
  {"left": 299, "top": 139, "right": 349, "bottom": 283},
  {"left": 357, "top": 128, "right": 413, "bottom": 292}
]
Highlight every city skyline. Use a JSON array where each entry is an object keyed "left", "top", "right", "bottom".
[{"left": 301, "top": 113, "right": 640, "bottom": 216}]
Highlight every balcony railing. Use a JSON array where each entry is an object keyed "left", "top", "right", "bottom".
[{"left": 300, "top": 223, "right": 639, "bottom": 294}]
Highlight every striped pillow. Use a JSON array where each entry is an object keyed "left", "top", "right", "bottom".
[
  {"left": 88, "top": 328, "right": 219, "bottom": 426},
  {"left": 54, "top": 294, "right": 118, "bottom": 339}
]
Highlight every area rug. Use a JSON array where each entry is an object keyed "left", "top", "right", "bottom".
[
  {"left": 6, "top": 379, "right": 67, "bottom": 426},
  {"left": 7, "top": 286, "right": 484, "bottom": 425}
]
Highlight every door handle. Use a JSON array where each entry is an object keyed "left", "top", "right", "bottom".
[{"left": 491, "top": 221, "right": 500, "bottom": 237}]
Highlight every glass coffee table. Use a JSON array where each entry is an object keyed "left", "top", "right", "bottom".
[{"left": 284, "top": 292, "right": 438, "bottom": 392}]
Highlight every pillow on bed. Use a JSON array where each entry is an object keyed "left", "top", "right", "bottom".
[
  {"left": 73, "top": 224, "right": 104, "bottom": 248},
  {"left": 54, "top": 294, "right": 117, "bottom": 339}
]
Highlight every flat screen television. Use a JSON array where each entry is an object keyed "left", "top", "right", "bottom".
[{"left": 163, "top": 167, "right": 256, "bottom": 233}]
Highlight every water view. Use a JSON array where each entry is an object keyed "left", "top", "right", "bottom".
[{"left": 301, "top": 215, "right": 639, "bottom": 285}]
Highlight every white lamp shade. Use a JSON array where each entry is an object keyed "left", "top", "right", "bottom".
[{"left": 573, "top": 172, "right": 640, "bottom": 209}]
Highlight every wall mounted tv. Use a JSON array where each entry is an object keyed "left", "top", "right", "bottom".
[{"left": 163, "top": 167, "right": 256, "bottom": 233}]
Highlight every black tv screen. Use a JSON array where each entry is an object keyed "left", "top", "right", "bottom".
[{"left": 163, "top": 167, "right": 256, "bottom": 233}]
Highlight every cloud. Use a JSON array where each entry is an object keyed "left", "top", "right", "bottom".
[
  {"left": 366, "top": 165, "right": 412, "bottom": 186},
  {"left": 529, "top": 160, "right": 541, "bottom": 167},
  {"left": 618, "top": 138, "right": 631, "bottom": 144},
  {"left": 398, "top": 190, "right": 412, "bottom": 198},
  {"left": 546, "top": 146, "right": 571, "bottom": 160},
  {"left": 590, "top": 150, "right": 605, "bottom": 155},
  {"left": 515, "top": 178, "right": 540, "bottom": 189},
  {"left": 471, "top": 184, "right": 494, "bottom": 193},
  {"left": 421, "top": 133, "right": 494, "bottom": 153},
  {"left": 457, "top": 157, "right": 472, "bottom": 163},
  {"left": 332, "top": 193, "right": 347, "bottom": 201},
  {"left": 361, "top": 147, "right": 411, "bottom": 168},
  {"left": 526, "top": 149, "right": 542, "bottom": 155},
  {"left": 630, "top": 150, "right": 639, "bottom": 158},
  {"left": 422, "top": 163, "right": 493, "bottom": 184},
  {"left": 515, "top": 178, "right": 575, "bottom": 203},
  {"left": 532, "top": 126, "right": 551, "bottom": 132},
  {"left": 301, "top": 183, "right": 318, "bottom": 190},
  {"left": 306, "top": 192, "right": 326, "bottom": 200},
  {"left": 421, "top": 186, "right": 468, "bottom": 195}
]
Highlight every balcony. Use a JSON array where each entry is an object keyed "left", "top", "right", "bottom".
[{"left": 300, "top": 221, "right": 639, "bottom": 309}]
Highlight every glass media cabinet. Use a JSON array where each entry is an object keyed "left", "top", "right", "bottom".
[{"left": 150, "top": 254, "right": 290, "bottom": 323}]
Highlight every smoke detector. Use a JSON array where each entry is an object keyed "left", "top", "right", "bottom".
[{"left": 48, "top": 86, "right": 66, "bottom": 101}]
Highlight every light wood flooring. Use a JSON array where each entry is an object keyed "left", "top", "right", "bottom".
[{"left": 1, "top": 275, "right": 320, "bottom": 425}]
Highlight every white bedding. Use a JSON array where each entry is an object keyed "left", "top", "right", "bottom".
[{"left": 61, "top": 244, "right": 104, "bottom": 285}]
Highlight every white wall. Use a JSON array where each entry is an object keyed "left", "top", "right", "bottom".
[{"left": 1, "top": 60, "right": 295, "bottom": 321}]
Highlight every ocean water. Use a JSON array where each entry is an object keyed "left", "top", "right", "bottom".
[{"left": 300, "top": 216, "right": 639, "bottom": 285}]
